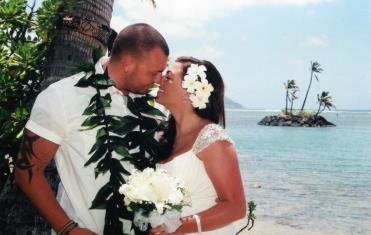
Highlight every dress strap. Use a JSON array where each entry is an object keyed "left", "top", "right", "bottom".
[{"left": 192, "top": 123, "right": 234, "bottom": 154}]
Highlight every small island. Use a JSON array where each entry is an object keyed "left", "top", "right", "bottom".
[
  {"left": 259, "top": 61, "right": 336, "bottom": 127},
  {"left": 258, "top": 113, "right": 335, "bottom": 127}
]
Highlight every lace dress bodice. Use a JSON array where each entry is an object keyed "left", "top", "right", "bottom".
[
  {"left": 192, "top": 123, "right": 234, "bottom": 154},
  {"left": 157, "top": 123, "right": 238, "bottom": 235}
]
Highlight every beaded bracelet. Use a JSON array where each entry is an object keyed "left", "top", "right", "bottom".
[{"left": 56, "top": 220, "right": 78, "bottom": 235}]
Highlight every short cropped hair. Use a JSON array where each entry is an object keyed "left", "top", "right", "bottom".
[{"left": 110, "top": 23, "right": 169, "bottom": 60}]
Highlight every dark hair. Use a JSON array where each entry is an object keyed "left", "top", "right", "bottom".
[
  {"left": 110, "top": 23, "right": 169, "bottom": 60},
  {"left": 157, "top": 57, "right": 226, "bottom": 161}
]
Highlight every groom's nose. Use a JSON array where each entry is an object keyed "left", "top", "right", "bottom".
[{"left": 154, "top": 73, "right": 163, "bottom": 84}]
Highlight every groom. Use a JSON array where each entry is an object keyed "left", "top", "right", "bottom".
[{"left": 14, "top": 23, "right": 169, "bottom": 235}]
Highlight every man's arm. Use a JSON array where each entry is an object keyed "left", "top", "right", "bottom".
[
  {"left": 15, "top": 130, "right": 98, "bottom": 235},
  {"left": 14, "top": 130, "right": 71, "bottom": 231}
]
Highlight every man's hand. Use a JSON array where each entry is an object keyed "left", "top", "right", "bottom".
[{"left": 150, "top": 225, "right": 184, "bottom": 235}]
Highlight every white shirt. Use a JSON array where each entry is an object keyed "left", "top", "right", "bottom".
[{"left": 26, "top": 58, "right": 136, "bottom": 234}]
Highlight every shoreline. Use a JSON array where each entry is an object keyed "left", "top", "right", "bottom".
[
  {"left": 238, "top": 219, "right": 345, "bottom": 235},
  {"left": 226, "top": 108, "right": 371, "bottom": 114}
]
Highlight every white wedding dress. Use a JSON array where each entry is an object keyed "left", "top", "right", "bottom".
[{"left": 157, "top": 123, "right": 246, "bottom": 235}]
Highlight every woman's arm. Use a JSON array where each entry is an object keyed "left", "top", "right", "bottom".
[{"left": 176, "top": 141, "right": 246, "bottom": 234}]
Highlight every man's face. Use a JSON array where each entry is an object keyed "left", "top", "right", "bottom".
[{"left": 125, "top": 47, "right": 168, "bottom": 94}]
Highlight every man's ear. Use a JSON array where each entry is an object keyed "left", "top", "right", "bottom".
[{"left": 121, "top": 54, "right": 136, "bottom": 73}]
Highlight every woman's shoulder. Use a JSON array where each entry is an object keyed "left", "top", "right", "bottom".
[{"left": 192, "top": 123, "right": 234, "bottom": 154}]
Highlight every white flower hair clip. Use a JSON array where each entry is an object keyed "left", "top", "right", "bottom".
[{"left": 182, "top": 64, "right": 214, "bottom": 109}]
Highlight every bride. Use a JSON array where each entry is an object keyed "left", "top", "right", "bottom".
[{"left": 152, "top": 57, "right": 247, "bottom": 235}]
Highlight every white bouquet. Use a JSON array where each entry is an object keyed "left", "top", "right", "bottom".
[{"left": 119, "top": 168, "right": 190, "bottom": 232}]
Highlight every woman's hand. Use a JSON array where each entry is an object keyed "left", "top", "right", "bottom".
[{"left": 69, "top": 227, "right": 97, "bottom": 235}]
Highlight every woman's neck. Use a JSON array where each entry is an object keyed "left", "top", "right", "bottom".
[{"left": 170, "top": 107, "right": 209, "bottom": 137}]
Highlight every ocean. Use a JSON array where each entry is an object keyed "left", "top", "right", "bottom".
[{"left": 227, "top": 110, "right": 371, "bottom": 235}]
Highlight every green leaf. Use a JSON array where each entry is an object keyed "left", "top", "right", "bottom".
[
  {"left": 95, "top": 156, "right": 111, "bottom": 178},
  {"left": 126, "top": 96, "right": 140, "bottom": 116},
  {"left": 141, "top": 116, "right": 160, "bottom": 132},
  {"left": 91, "top": 75, "right": 115, "bottom": 89},
  {"left": 96, "top": 127, "right": 108, "bottom": 139},
  {"left": 140, "top": 106, "right": 166, "bottom": 118},
  {"left": 90, "top": 182, "right": 112, "bottom": 209},
  {"left": 81, "top": 116, "right": 103, "bottom": 127},
  {"left": 83, "top": 104, "right": 97, "bottom": 116},
  {"left": 99, "top": 94, "right": 112, "bottom": 108},
  {"left": 147, "top": 99, "right": 155, "bottom": 107},
  {"left": 113, "top": 145, "right": 130, "bottom": 158},
  {"left": 74, "top": 76, "right": 90, "bottom": 87},
  {"left": 111, "top": 158, "right": 130, "bottom": 176},
  {"left": 92, "top": 48, "right": 104, "bottom": 64},
  {"left": 109, "top": 116, "right": 138, "bottom": 136},
  {"left": 170, "top": 204, "right": 183, "bottom": 212},
  {"left": 84, "top": 145, "right": 108, "bottom": 166},
  {"left": 88, "top": 141, "right": 102, "bottom": 155}
]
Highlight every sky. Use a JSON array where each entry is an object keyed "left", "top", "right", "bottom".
[
  {"left": 110, "top": 0, "right": 371, "bottom": 110},
  {"left": 30, "top": 0, "right": 371, "bottom": 110}
]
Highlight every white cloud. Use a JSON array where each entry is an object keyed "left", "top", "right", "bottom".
[
  {"left": 172, "top": 45, "right": 224, "bottom": 61},
  {"left": 112, "top": 0, "right": 335, "bottom": 39},
  {"left": 305, "top": 35, "right": 329, "bottom": 47},
  {"left": 111, "top": 0, "right": 333, "bottom": 64}
]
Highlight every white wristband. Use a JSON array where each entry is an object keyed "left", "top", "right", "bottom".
[{"left": 193, "top": 214, "right": 202, "bottom": 234}]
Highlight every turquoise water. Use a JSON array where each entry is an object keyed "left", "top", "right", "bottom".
[{"left": 227, "top": 110, "right": 371, "bottom": 235}]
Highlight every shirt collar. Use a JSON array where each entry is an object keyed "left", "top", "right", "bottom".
[{"left": 95, "top": 56, "right": 109, "bottom": 75}]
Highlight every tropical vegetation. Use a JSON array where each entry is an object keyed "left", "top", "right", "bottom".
[
  {"left": 282, "top": 61, "right": 335, "bottom": 118},
  {"left": 0, "top": 0, "right": 65, "bottom": 192}
]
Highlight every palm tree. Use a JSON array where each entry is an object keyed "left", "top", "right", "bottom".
[
  {"left": 315, "top": 91, "right": 335, "bottom": 117},
  {"left": 300, "top": 61, "right": 323, "bottom": 112},
  {"left": 284, "top": 80, "right": 298, "bottom": 115},
  {"left": 289, "top": 86, "right": 299, "bottom": 114},
  {"left": 0, "top": 0, "right": 115, "bottom": 234}
]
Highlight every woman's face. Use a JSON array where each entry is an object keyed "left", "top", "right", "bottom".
[{"left": 156, "top": 62, "right": 190, "bottom": 109}]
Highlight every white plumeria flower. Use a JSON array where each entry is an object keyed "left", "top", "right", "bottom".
[
  {"left": 181, "top": 63, "right": 214, "bottom": 109},
  {"left": 182, "top": 75, "right": 199, "bottom": 93},
  {"left": 195, "top": 78, "right": 214, "bottom": 97},
  {"left": 186, "top": 64, "right": 207, "bottom": 80},
  {"left": 189, "top": 93, "right": 208, "bottom": 109}
]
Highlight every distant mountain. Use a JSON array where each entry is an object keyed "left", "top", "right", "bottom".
[{"left": 225, "top": 97, "right": 245, "bottom": 109}]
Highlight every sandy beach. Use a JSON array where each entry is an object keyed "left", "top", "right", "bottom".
[{"left": 238, "top": 220, "right": 342, "bottom": 235}]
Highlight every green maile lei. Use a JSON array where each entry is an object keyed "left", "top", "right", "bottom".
[{"left": 75, "top": 49, "right": 166, "bottom": 235}]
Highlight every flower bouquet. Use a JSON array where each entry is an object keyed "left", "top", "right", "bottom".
[{"left": 119, "top": 168, "right": 190, "bottom": 233}]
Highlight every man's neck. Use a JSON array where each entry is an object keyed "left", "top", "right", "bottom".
[{"left": 106, "top": 59, "right": 129, "bottom": 95}]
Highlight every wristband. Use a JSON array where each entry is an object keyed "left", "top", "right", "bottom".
[{"left": 193, "top": 214, "right": 202, "bottom": 234}]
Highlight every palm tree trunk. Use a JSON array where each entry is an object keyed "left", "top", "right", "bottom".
[
  {"left": 43, "top": 0, "right": 114, "bottom": 88},
  {"left": 301, "top": 70, "right": 314, "bottom": 112},
  {"left": 0, "top": 1, "right": 114, "bottom": 234},
  {"left": 315, "top": 101, "right": 322, "bottom": 117},
  {"left": 285, "top": 89, "right": 289, "bottom": 114},
  {"left": 290, "top": 99, "right": 294, "bottom": 114}
]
